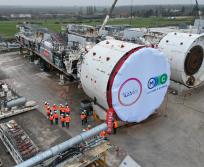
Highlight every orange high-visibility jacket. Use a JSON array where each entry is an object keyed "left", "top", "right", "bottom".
[
  {"left": 65, "top": 116, "right": 71, "bottom": 123},
  {"left": 64, "top": 107, "right": 70, "bottom": 113},
  {"left": 52, "top": 105, "right": 58, "bottom": 111},
  {"left": 113, "top": 121, "right": 118, "bottom": 128},
  {"left": 47, "top": 109, "right": 51, "bottom": 115},
  {"left": 100, "top": 131, "right": 106, "bottom": 137},
  {"left": 54, "top": 113, "right": 58, "bottom": 119},
  {"left": 59, "top": 106, "right": 63, "bottom": 111},
  {"left": 49, "top": 115, "right": 54, "bottom": 121},
  {"left": 60, "top": 117, "right": 65, "bottom": 122}
]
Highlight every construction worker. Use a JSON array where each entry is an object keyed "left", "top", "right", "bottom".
[
  {"left": 44, "top": 102, "right": 49, "bottom": 110},
  {"left": 46, "top": 107, "right": 51, "bottom": 119},
  {"left": 60, "top": 114, "right": 65, "bottom": 127},
  {"left": 44, "top": 102, "right": 49, "bottom": 116},
  {"left": 52, "top": 104, "right": 58, "bottom": 112},
  {"left": 59, "top": 104, "right": 64, "bottom": 115},
  {"left": 65, "top": 114, "right": 71, "bottom": 128},
  {"left": 100, "top": 131, "right": 107, "bottom": 138},
  {"left": 113, "top": 120, "right": 118, "bottom": 134},
  {"left": 49, "top": 114, "right": 54, "bottom": 125},
  {"left": 64, "top": 106, "right": 70, "bottom": 115},
  {"left": 54, "top": 111, "right": 59, "bottom": 125},
  {"left": 80, "top": 112, "right": 86, "bottom": 126}
]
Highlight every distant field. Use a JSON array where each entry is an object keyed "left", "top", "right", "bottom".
[
  {"left": 0, "top": 17, "right": 194, "bottom": 39},
  {"left": 108, "top": 17, "right": 194, "bottom": 27}
]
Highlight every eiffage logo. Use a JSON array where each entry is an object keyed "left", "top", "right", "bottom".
[{"left": 118, "top": 78, "right": 142, "bottom": 106}]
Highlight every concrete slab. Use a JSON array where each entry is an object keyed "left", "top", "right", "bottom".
[
  {"left": 0, "top": 52, "right": 99, "bottom": 137},
  {"left": 0, "top": 139, "right": 15, "bottom": 167},
  {"left": 119, "top": 155, "right": 141, "bottom": 167}
]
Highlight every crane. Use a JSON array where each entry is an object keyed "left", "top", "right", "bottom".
[
  {"left": 195, "top": 0, "right": 202, "bottom": 19},
  {"left": 99, "top": 0, "right": 118, "bottom": 35},
  {"left": 195, "top": 0, "right": 203, "bottom": 34}
]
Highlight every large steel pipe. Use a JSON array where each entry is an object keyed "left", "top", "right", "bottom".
[
  {"left": 6, "top": 97, "right": 27, "bottom": 108},
  {"left": 15, "top": 123, "right": 107, "bottom": 167}
]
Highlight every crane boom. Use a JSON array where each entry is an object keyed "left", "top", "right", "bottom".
[
  {"left": 195, "top": 0, "right": 202, "bottom": 19},
  {"left": 99, "top": 0, "right": 118, "bottom": 35}
]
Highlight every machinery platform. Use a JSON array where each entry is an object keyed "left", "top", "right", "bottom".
[{"left": 20, "top": 47, "right": 78, "bottom": 80}]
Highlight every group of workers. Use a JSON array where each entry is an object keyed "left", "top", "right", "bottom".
[
  {"left": 44, "top": 102, "right": 119, "bottom": 136},
  {"left": 44, "top": 102, "right": 71, "bottom": 128},
  {"left": 44, "top": 102, "right": 90, "bottom": 129}
]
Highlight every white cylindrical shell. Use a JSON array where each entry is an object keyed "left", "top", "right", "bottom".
[
  {"left": 81, "top": 40, "right": 140, "bottom": 110},
  {"left": 158, "top": 32, "right": 204, "bottom": 87},
  {"left": 81, "top": 40, "right": 170, "bottom": 122}
]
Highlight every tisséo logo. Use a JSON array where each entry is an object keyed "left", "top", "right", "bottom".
[
  {"left": 118, "top": 78, "right": 142, "bottom": 106},
  {"left": 148, "top": 73, "right": 168, "bottom": 89}
]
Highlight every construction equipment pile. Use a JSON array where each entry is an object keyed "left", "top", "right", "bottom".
[{"left": 0, "top": 120, "right": 39, "bottom": 163}]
